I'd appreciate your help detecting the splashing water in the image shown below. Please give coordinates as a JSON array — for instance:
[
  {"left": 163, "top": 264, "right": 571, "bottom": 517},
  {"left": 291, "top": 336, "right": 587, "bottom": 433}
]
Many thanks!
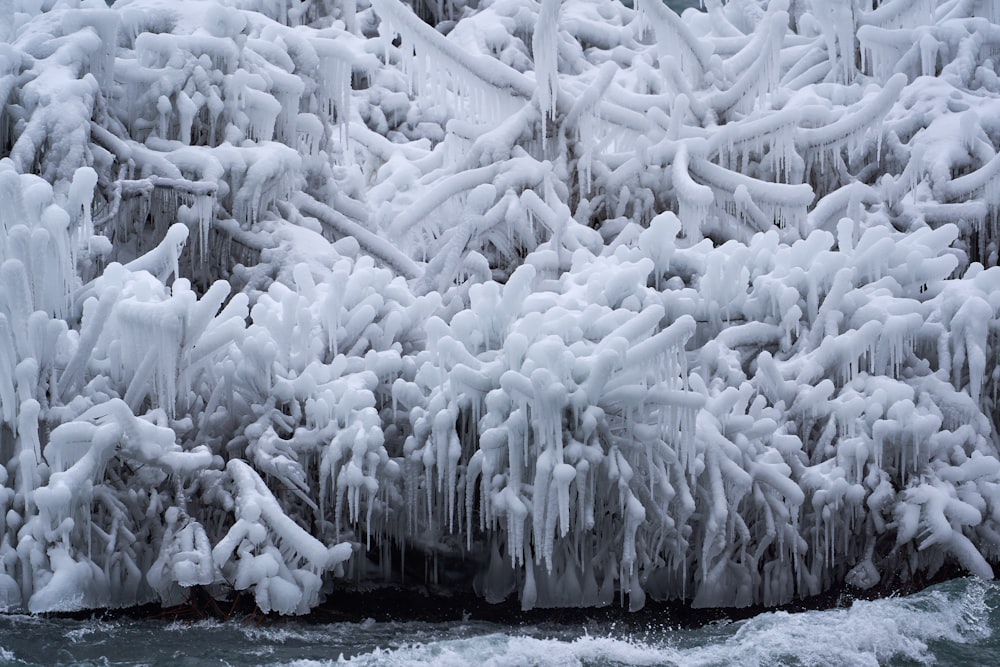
[{"left": 0, "top": 578, "right": 995, "bottom": 667}]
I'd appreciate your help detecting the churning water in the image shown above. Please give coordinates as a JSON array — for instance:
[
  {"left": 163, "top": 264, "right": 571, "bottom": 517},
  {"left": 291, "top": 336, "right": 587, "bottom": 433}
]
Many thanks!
[{"left": 0, "top": 578, "right": 997, "bottom": 666}]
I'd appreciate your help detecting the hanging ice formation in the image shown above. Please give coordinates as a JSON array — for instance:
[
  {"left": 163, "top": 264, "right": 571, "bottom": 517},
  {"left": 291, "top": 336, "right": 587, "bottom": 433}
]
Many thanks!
[{"left": 2, "top": 0, "right": 1000, "bottom": 615}]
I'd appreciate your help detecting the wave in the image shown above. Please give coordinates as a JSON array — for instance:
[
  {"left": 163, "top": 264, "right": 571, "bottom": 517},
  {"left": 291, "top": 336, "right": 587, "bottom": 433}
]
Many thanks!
[
  {"left": 315, "top": 579, "right": 996, "bottom": 667},
  {"left": 0, "top": 578, "right": 994, "bottom": 667}
]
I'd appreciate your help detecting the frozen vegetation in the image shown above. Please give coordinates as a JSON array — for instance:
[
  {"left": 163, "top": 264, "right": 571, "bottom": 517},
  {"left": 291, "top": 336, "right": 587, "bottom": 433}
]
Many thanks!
[{"left": 1, "top": 0, "right": 1000, "bottom": 615}]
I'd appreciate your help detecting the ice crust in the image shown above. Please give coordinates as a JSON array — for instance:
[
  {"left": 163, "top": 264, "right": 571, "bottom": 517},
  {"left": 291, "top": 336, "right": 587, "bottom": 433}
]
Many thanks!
[{"left": 1, "top": 0, "right": 1000, "bottom": 615}]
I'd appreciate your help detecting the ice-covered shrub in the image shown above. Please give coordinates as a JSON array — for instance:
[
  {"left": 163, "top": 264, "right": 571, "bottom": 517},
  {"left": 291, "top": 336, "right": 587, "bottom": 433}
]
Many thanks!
[
  {"left": 399, "top": 253, "right": 699, "bottom": 608},
  {"left": 1, "top": 0, "right": 1000, "bottom": 614}
]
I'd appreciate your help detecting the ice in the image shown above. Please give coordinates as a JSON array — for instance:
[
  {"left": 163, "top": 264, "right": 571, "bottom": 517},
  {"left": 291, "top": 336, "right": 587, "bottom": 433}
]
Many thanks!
[
  {"left": 636, "top": 0, "right": 712, "bottom": 85},
  {"left": 370, "top": 0, "right": 530, "bottom": 126},
  {"left": 708, "top": 9, "right": 786, "bottom": 118},
  {"left": 213, "top": 459, "right": 353, "bottom": 614},
  {"left": 533, "top": 0, "right": 561, "bottom": 125},
  {"left": 1, "top": 0, "right": 1000, "bottom": 617},
  {"left": 672, "top": 144, "right": 713, "bottom": 241}
]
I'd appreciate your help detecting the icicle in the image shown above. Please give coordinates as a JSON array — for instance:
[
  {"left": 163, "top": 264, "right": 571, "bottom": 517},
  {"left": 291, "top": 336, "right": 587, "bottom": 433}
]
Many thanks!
[
  {"left": 68, "top": 167, "right": 98, "bottom": 254},
  {"left": 533, "top": 0, "right": 561, "bottom": 126},
  {"left": 673, "top": 145, "right": 712, "bottom": 241},
  {"left": 193, "top": 192, "right": 214, "bottom": 266},
  {"left": 315, "top": 43, "right": 353, "bottom": 145},
  {"left": 636, "top": 0, "right": 711, "bottom": 85},
  {"left": 175, "top": 91, "right": 197, "bottom": 145}
]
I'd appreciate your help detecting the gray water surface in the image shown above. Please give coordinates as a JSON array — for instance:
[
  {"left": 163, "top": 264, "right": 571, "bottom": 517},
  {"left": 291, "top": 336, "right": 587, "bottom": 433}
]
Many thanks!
[
  {"left": 0, "top": 578, "right": 996, "bottom": 666},
  {"left": 665, "top": 0, "right": 704, "bottom": 11}
]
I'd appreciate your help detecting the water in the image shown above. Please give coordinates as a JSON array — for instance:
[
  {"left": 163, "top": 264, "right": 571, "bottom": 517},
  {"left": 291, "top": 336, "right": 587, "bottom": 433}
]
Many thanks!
[
  {"left": 665, "top": 0, "right": 703, "bottom": 11},
  {"left": 0, "top": 578, "right": 996, "bottom": 666}
]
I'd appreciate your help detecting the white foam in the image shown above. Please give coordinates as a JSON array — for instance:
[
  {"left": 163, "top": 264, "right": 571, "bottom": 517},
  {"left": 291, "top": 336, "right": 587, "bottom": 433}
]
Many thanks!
[
  {"left": 674, "top": 580, "right": 992, "bottom": 666},
  {"left": 275, "top": 580, "right": 993, "bottom": 667}
]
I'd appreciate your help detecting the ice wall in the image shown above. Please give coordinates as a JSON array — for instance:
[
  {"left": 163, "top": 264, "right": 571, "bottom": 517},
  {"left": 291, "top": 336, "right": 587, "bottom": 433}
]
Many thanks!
[{"left": 1, "top": 0, "right": 1000, "bottom": 614}]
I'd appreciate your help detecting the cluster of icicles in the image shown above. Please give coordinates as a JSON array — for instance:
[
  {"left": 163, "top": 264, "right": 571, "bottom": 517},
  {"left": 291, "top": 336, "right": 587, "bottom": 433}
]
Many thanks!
[{"left": 0, "top": 0, "right": 999, "bottom": 614}]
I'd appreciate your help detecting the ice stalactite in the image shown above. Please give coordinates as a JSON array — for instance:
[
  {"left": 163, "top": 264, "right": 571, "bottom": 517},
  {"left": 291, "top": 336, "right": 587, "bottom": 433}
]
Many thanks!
[
  {"left": 240, "top": 86, "right": 282, "bottom": 144},
  {"left": 315, "top": 41, "right": 354, "bottom": 143},
  {"left": 533, "top": 0, "right": 561, "bottom": 126},
  {"left": 809, "top": 0, "right": 861, "bottom": 84},
  {"left": 672, "top": 144, "right": 713, "bottom": 241}
]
